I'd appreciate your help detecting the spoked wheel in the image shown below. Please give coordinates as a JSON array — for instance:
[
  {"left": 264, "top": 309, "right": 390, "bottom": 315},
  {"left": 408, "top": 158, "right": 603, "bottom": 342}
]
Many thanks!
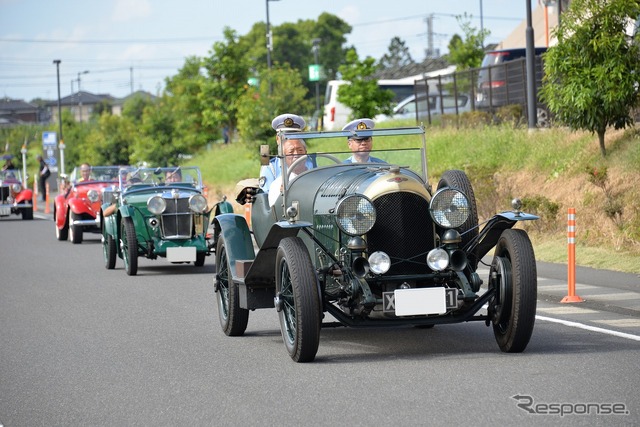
[
  {"left": 488, "top": 229, "right": 537, "bottom": 353},
  {"left": 55, "top": 210, "right": 69, "bottom": 241},
  {"left": 215, "top": 236, "right": 248, "bottom": 336},
  {"left": 103, "top": 233, "right": 117, "bottom": 270},
  {"left": 69, "top": 212, "right": 83, "bottom": 244},
  {"left": 437, "top": 170, "right": 479, "bottom": 269},
  {"left": 121, "top": 216, "right": 138, "bottom": 276},
  {"left": 274, "top": 237, "right": 321, "bottom": 363}
]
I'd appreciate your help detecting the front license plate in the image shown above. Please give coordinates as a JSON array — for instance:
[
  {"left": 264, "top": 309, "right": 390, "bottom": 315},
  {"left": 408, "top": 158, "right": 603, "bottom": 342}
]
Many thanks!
[
  {"left": 383, "top": 288, "right": 457, "bottom": 316},
  {"left": 166, "top": 246, "right": 196, "bottom": 262},
  {"left": 0, "top": 207, "right": 11, "bottom": 216}
]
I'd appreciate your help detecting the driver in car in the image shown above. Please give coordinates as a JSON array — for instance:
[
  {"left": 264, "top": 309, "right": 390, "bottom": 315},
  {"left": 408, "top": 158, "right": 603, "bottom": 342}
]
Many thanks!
[{"left": 268, "top": 137, "right": 308, "bottom": 206}]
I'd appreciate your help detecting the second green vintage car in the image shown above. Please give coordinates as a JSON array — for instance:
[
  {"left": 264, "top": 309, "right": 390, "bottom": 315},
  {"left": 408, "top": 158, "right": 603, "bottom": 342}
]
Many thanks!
[{"left": 101, "top": 166, "right": 229, "bottom": 276}]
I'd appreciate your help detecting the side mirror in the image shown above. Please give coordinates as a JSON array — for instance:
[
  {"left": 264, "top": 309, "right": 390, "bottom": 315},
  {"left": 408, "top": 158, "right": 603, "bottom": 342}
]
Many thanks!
[{"left": 260, "top": 145, "right": 270, "bottom": 166}]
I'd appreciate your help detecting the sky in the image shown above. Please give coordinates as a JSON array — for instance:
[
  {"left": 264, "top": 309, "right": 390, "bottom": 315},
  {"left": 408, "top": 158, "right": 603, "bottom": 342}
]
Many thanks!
[{"left": 0, "top": 0, "right": 531, "bottom": 103}]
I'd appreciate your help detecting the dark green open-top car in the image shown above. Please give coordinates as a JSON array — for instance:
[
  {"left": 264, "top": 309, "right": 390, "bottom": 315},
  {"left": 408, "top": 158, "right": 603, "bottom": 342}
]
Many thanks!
[
  {"left": 213, "top": 126, "right": 539, "bottom": 362},
  {"left": 101, "top": 166, "right": 231, "bottom": 276}
]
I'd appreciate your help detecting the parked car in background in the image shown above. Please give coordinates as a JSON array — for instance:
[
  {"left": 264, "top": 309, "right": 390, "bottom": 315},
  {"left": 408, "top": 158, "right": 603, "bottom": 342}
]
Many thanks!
[
  {"left": 476, "top": 47, "right": 550, "bottom": 126},
  {"left": 101, "top": 166, "right": 231, "bottom": 275},
  {"left": 0, "top": 169, "right": 33, "bottom": 220},
  {"left": 213, "top": 125, "right": 539, "bottom": 362},
  {"left": 323, "top": 79, "right": 416, "bottom": 130},
  {"left": 376, "top": 92, "right": 471, "bottom": 122},
  {"left": 54, "top": 166, "right": 121, "bottom": 243}
]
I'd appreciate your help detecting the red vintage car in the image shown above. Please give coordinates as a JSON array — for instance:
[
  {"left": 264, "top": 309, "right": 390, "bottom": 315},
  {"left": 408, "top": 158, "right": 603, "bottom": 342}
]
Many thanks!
[
  {"left": 54, "top": 166, "right": 121, "bottom": 243},
  {"left": 0, "top": 169, "right": 33, "bottom": 220}
]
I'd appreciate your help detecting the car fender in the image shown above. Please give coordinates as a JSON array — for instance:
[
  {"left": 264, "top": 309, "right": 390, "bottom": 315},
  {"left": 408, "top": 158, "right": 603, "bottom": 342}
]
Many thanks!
[
  {"left": 213, "top": 214, "right": 255, "bottom": 279},
  {"left": 68, "top": 197, "right": 93, "bottom": 216},
  {"left": 472, "top": 211, "right": 539, "bottom": 261},
  {"left": 214, "top": 199, "right": 234, "bottom": 216},
  {"left": 15, "top": 188, "right": 33, "bottom": 204}
]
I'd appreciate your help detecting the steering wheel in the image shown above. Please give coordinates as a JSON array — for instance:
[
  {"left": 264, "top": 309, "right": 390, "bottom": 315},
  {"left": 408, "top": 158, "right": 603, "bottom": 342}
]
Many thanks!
[{"left": 286, "top": 153, "right": 342, "bottom": 181}]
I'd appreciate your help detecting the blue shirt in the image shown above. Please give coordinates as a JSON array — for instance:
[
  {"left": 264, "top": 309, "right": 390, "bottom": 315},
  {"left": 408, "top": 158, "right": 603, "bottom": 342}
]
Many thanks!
[
  {"left": 343, "top": 155, "right": 385, "bottom": 164},
  {"left": 259, "top": 156, "right": 315, "bottom": 192}
]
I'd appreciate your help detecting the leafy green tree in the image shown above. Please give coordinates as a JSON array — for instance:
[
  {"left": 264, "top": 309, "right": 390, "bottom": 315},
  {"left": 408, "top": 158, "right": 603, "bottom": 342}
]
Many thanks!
[
  {"left": 122, "top": 93, "right": 155, "bottom": 124},
  {"left": 201, "top": 27, "right": 252, "bottom": 143},
  {"left": 337, "top": 49, "right": 395, "bottom": 119},
  {"left": 236, "top": 65, "right": 310, "bottom": 149},
  {"left": 84, "top": 114, "right": 133, "bottom": 166},
  {"left": 130, "top": 95, "right": 183, "bottom": 166},
  {"left": 446, "top": 14, "right": 489, "bottom": 70},
  {"left": 91, "top": 99, "right": 112, "bottom": 119},
  {"left": 540, "top": 0, "right": 640, "bottom": 157},
  {"left": 379, "top": 37, "right": 415, "bottom": 71}
]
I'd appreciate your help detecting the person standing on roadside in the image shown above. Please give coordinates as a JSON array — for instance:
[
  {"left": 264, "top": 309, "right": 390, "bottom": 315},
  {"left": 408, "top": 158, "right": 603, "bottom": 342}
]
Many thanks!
[{"left": 37, "top": 154, "right": 50, "bottom": 202}]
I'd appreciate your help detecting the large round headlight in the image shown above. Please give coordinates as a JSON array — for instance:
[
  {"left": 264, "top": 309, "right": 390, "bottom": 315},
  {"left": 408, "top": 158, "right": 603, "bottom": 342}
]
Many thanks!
[
  {"left": 147, "top": 196, "right": 166, "bottom": 215},
  {"left": 335, "top": 195, "right": 376, "bottom": 236},
  {"left": 189, "top": 194, "right": 208, "bottom": 213},
  {"left": 369, "top": 251, "right": 391, "bottom": 275},
  {"left": 429, "top": 188, "right": 470, "bottom": 228},
  {"left": 427, "top": 248, "right": 449, "bottom": 271},
  {"left": 11, "top": 183, "right": 22, "bottom": 193},
  {"left": 87, "top": 189, "right": 99, "bottom": 203}
]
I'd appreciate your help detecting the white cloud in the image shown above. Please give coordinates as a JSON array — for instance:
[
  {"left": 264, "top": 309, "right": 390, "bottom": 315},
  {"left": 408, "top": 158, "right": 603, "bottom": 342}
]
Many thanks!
[{"left": 112, "top": 0, "right": 151, "bottom": 22}]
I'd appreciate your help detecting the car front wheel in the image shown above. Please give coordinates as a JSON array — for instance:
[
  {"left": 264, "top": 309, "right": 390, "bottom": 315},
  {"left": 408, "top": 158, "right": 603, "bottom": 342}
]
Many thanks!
[
  {"left": 55, "top": 209, "right": 69, "bottom": 241},
  {"left": 121, "top": 217, "right": 138, "bottom": 276},
  {"left": 215, "top": 236, "right": 249, "bottom": 336},
  {"left": 103, "top": 233, "right": 116, "bottom": 270},
  {"left": 69, "top": 212, "right": 83, "bottom": 244},
  {"left": 489, "top": 229, "right": 537, "bottom": 353},
  {"left": 275, "top": 237, "right": 321, "bottom": 363}
]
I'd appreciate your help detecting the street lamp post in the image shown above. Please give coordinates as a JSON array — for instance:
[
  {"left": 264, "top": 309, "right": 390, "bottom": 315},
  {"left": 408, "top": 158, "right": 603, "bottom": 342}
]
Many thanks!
[
  {"left": 265, "top": 0, "right": 280, "bottom": 70},
  {"left": 312, "top": 38, "right": 321, "bottom": 114},
  {"left": 77, "top": 70, "right": 89, "bottom": 122},
  {"left": 53, "top": 59, "right": 65, "bottom": 176}
]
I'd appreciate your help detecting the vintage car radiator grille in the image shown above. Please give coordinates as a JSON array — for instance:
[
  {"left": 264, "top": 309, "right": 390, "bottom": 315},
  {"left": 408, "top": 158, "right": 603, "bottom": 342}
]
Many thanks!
[
  {"left": 161, "top": 197, "right": 193, "bottom": 239},
  {"left": 368, "top": 192, "right": 434, "bottom": 275}
]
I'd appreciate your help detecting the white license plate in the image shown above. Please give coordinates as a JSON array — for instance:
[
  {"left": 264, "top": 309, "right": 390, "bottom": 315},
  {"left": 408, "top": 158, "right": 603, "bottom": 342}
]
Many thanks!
[
  {"left": 391, "top": 288, "right": 447, "bottom": 316},
  {"left": 166, "top": 246, "right": 196, "bottom": 262},
  {"left": 0, "top": 207, "right": 11, "bottom": 216}
]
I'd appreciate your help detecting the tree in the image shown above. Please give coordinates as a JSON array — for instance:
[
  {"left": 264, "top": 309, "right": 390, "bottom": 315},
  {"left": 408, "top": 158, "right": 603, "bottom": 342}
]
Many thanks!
[
  {"left": 540, "top": 0, "right": 640, "bottom": 157},
  {"left": 446, "top": 14, "right": 489, "bottom": 70},
  {"left": 85, "top": 114, "right": 133, "bottom": 166},
  {"left": 337, "top": 49, "right": 395, "bottom": 120},
  {"left": 379, "top": 37, "right": 415, "bottom": 71},
  {"left": 201, "top": 27, "right": 252, "bottom": 143}
]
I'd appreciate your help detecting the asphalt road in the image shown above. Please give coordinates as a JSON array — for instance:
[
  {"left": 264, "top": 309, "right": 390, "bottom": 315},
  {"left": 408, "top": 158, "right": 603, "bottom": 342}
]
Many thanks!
[{"left": 1, "top": 216, "right": 639, "bottom": 426}]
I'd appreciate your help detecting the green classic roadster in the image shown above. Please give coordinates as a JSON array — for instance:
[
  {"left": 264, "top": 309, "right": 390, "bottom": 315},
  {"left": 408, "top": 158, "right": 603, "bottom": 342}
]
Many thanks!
[
  {"left": 101, "top": 166, "right": 232, "bottom": 276},
  {"left": 213, "top": 126, "right": 539, "bottom": 362}
]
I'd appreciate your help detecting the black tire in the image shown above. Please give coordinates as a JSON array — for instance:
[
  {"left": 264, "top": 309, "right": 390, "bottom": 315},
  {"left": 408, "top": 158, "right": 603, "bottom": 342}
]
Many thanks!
[
  {"left": 21, "top": 201, "right": 33, "bottom": 220},
  {"left": 121, "top": 217, "right": 138, "bottom": 276},
  {"left": 69, "top": 212, "right": 83, "bottom": 244},
  {"left": 275, "top": 237, "right": 321, "bottom": 363},
  {"left": 194, "top": 251, "right": 206, "bottom": 267},
  {"left": 437, "top": 169, "right": 479, "bottom": 268},
  {"left": 103, "top": 233, "right": 116, "bottom": 270},
  {"left": 215, "top": 236, "right": 249, "bottom": 336},
  {"left": 489, "top": 229, "right": 537, "bottom": 353},
  {"left": 55, "top": 210, "right": 68, "bottom": 241}
]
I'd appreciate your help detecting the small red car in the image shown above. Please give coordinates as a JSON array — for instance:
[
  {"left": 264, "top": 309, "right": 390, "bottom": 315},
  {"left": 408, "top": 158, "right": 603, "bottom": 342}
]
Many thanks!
[
  {"left": 54, "top": 166, "right": 121, "bottom": 243},
  {"left": 0, "top": 169, "right": 33, "bottom": 220}
]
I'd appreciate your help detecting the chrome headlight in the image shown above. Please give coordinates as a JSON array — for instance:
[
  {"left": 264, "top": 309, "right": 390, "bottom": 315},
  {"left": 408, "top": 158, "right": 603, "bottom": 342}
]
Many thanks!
[
  {"left": 147, "top": 196, "right": 166, "bottom": 215},
  {"left": 335, "top": 195, "right": 376, "bottom": 236},
  {"left": 369, "top": 251, "right": 391, "bottom": 275},
  {"left": 189, "top": 194, "right": 208, "bottom": 213},
  {"left": 427, "top": 248, "right": 449, "bottom": 271},
  {"left": 429, "top": 188, "right": 470, "bottom": 228},
  {"left": 11, "top": 183, "right": 22, "bottom": 193},
  {"left": 87, "top": 189, "right": 99, "bottom": 203}
]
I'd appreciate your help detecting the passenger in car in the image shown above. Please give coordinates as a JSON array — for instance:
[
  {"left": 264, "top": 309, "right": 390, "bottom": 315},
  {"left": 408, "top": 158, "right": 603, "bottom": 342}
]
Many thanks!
[
  {"left": 342, "top": 118, "right": 385, "bottom": 164},
  {"left": 268, "top": 138, "right": 308, "bottom": 206},
  {"left": 259, "top": 113, "right": 313, "bottom": 193},
  {"left": 165, "top": 168, "right": 182, "bottom": 183},
  {"left": 78, "top": 163, "right": 92, "bottom": 181}
]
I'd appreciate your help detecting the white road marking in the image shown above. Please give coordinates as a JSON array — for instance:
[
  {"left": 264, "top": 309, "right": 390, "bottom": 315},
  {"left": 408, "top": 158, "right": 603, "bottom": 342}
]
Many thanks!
[
  {"left": 536, "top": 315, "right": 640, "bottom": 342},
  {"left": 537, "top": 306, "right": 599, "bottom": 315}
]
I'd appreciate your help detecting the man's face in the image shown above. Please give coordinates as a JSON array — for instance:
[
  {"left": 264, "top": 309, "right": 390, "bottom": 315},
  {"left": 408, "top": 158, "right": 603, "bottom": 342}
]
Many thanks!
[
  {"left": 80, "top": 167, "right": 91, "bottom": 180},
  {"left": 348, "top": 137, "right": 373, "bottom": 153},
  {"left": 283, "top": 139, "right": 307, "bottom": 173},
  {"left": 166, "top": 172, "right": 181, "bottom": 183}
]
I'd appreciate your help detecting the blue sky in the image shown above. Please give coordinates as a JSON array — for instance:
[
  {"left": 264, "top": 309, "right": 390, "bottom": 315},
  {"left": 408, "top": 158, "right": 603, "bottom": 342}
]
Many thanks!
[{"left": 0, "top": 0, "right": 530, "bottom": 102}]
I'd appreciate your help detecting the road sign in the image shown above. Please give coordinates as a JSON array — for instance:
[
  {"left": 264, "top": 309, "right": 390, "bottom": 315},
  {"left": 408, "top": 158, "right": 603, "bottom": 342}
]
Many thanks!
[
  {"left": 308, "top": 64, "right": 321, "bottom": 82},
  {"left": 42, "top": 132, "right": 57, "bottom": 148},
  {"left": 47, "top": 156, "right": 57, "bottom": 166}
]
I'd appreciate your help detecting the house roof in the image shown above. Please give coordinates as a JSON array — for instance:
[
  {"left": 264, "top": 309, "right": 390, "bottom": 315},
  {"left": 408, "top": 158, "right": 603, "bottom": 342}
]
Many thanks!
[{"left": 0, "top": 98, "right": 38, "bottom": 113}]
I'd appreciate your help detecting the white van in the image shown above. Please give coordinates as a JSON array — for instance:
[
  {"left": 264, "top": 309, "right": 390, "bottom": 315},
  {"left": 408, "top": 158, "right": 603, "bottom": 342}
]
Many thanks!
[{"left": 322, "top": 79, "right": 415, "bottom": 130}]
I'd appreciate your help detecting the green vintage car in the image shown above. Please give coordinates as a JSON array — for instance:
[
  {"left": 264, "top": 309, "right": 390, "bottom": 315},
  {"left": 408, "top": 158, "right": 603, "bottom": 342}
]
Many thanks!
[
  {"left": 101, "top": 166, "right": 232, "bottom": 276},
  {"left": 213, "top": 125, "right": 540, "bottom": 363}
]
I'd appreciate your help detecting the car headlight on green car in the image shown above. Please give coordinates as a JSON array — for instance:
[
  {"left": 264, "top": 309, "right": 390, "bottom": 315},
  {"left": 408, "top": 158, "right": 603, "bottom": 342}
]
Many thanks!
[
  {"left": 147, "top": 196, "right": 166, "bottom": 215},
  {"left": 335, "top": 194, "right": 376, "bottom": 236},
  {"left": 189, "top": 194, "right": 208, "bottom": 213},
  {"left": 429, "top": 188, "right": 470, "bottom": 228}
]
